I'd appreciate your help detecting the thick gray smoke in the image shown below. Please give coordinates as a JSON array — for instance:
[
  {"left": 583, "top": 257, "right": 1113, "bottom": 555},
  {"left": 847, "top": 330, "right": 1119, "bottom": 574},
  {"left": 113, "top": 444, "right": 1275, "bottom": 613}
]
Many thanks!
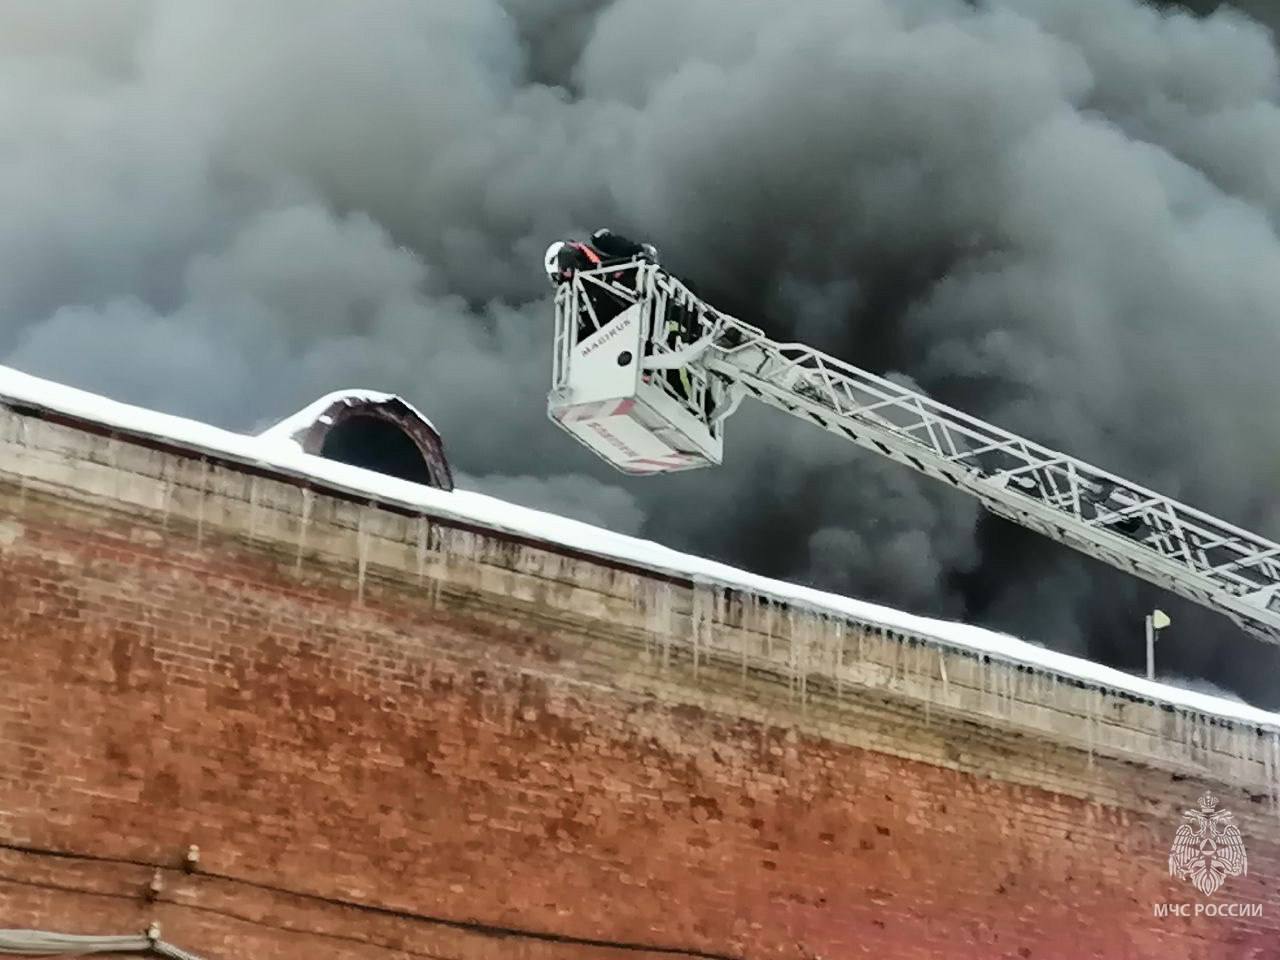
[{"left": 4, "top": 0, "right": 1280, "bottom": 706}]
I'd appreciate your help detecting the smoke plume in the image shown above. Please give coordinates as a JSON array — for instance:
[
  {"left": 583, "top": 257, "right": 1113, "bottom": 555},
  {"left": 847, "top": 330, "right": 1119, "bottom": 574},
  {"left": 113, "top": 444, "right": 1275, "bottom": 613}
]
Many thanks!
[{"left": 3, "top": 0, "right": 1280, "bottom": 706}]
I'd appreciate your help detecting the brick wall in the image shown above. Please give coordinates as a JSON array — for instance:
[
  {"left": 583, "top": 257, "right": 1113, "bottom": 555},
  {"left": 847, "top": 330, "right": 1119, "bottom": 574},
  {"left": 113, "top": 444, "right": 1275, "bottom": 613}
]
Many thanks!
[{"left": 0, "top": 410, "right": 1277, "bottom": 960}]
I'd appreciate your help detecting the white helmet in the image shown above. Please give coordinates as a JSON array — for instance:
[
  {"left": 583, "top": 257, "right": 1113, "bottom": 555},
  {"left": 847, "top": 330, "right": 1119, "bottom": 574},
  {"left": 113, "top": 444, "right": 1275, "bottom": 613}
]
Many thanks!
[{"left": 544, "top": 241, "right": 566, "bottom": 285}]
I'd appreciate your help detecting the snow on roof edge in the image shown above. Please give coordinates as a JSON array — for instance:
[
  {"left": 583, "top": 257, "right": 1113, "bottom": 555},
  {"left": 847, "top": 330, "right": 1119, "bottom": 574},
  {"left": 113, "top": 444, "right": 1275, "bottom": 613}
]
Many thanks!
[
  {"left": 1, "top": 362, "right": 1277, "bottom": 732},
  {"left": 256, "top": 388, "right": 439, "bottom": 443}
]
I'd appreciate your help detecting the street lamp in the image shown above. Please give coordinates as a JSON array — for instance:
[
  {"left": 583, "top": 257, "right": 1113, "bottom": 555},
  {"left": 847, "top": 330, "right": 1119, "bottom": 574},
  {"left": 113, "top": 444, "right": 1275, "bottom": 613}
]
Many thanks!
[{"left": 1145, "top": 608, "right": 1171, "bottom": 680}]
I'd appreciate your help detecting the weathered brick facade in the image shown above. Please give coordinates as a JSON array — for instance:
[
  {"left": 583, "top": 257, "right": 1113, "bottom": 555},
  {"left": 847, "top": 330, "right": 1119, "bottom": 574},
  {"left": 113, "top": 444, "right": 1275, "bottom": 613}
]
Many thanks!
[{"left": 0, "top": 406, "right": 1277, "bottom": 959}]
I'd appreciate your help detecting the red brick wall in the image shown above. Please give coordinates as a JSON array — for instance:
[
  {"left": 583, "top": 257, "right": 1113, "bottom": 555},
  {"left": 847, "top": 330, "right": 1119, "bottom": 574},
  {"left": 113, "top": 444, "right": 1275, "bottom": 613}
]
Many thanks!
[{"left": 1, "top": 487, "right": 1277, "bottom": 960}]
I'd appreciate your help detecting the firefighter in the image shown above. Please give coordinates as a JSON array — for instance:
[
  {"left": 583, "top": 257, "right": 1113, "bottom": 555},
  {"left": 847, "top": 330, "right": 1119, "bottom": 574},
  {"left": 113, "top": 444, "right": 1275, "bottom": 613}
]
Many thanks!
[
  {"left": 662, "top": 317, "right": 695, "bottom": 403},
  {"left": 542, "top": 230, "right": 657, "bottom": 289},
  {"left": 544, "top": 239, "right": 602, "bottom": 287},
  {"left": 545, "top": 236, "right": 636, "bottom": 342},
  {"left": 589, "top": 228, "right": 658, "bottom": 264}
]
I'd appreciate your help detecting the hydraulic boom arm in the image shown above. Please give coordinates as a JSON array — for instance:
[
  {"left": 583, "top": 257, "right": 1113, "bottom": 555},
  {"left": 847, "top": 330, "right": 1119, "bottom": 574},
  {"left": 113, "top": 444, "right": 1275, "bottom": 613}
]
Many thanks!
[{"left": 549, "top": 258, "right": 1280, "bottom": 645}]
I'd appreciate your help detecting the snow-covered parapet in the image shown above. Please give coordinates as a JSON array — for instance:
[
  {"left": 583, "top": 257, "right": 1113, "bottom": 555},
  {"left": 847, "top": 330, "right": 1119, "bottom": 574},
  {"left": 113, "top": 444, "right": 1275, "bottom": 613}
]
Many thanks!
[{"left": 0, "top": 361, "right": 1276, "bottom": 734}]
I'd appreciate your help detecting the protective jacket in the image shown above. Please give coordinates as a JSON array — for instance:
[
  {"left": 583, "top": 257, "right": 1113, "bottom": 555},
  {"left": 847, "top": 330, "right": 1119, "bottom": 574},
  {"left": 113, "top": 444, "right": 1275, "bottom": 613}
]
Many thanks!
[{"left": 590, "top": 229, "right": 650, "bottom": 261}]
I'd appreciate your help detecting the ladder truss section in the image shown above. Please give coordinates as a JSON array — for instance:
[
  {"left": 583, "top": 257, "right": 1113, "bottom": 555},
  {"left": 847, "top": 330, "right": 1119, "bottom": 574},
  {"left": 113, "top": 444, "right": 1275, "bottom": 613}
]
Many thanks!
[{"left": 602, "top": 260, "right": 1280, "bottom": 645}]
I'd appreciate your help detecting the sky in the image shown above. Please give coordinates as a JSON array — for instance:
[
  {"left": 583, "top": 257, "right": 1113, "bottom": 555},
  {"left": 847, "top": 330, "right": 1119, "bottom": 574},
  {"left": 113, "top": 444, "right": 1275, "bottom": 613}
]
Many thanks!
[{"left": 2, "top": 0, "right": 1280, "bottom": 706}]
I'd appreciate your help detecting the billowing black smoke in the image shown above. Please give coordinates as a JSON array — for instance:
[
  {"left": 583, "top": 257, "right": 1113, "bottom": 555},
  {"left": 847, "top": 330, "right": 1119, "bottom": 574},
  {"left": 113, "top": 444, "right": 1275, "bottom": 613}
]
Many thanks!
[{"left": 4, "top": 0, "right": 1279, "bottom": 706}]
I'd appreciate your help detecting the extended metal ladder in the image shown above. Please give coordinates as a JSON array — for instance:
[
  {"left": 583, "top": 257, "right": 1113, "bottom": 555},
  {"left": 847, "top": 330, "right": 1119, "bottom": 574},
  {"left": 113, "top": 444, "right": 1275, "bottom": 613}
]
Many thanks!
[{"left": 548, "top": 258, "right": 1280, "bottom": 645}]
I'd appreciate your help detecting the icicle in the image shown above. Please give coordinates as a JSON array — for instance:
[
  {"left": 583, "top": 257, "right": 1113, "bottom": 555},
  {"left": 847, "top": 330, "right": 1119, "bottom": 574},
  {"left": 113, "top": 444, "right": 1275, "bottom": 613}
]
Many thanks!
[
  {"left": 416, "top": 516, "right": 430, "bottom": 584},
  {"left": 810, "top": 613, "right": 823, "bottom": 701},
  {"left": 246, "top": 476, "right": 261, "bottom": 542},
  {"left": 430, "top": 523, "right": 448, "bottom": 608},
  {"left": 5, "top": 412, "right": 25, "bottom": 447},
  {"left": 938, "top": 651, "right": 949, "bottom": 701},
  {"left": 295, "top": 487, "right": 312, "bottom": 571},
  {"left": 922, "top": 652, "right": 932, "bottom": 725},
  {"left": 1251, "top": 726, "right": 1263, "bottom": 791},
  {"left": 106, "top": 436, "right": 122, "bottom": 500},
  {"left": 795, "top": 612, "right": 807, "bottom": 705},
  {"left": 645, "top": 581, "right": 674, "bottom": 669},
  {"left": 636, "top": 579, "right": 652, "bottom": 659},
  {"left": 159, "top": 473, "right": 174, "bottom": 529},
  {"left": 1270, "top": 731, "right": 1280, "bottom": 817},
  {"left": 792, "top": 612, "right": 803, "bottom": 702},
  {"left": 764, "top": 598, "right": 775, "bottom": 660},
  {"left": 644, "top": 581, "right": 661, "bottom": 648},
  {"left": 800, "top": 613, "right": 814, "bottom": 706},
  {"left": 690, "top": 582, "right": 704, "bottom": 677},
  {"left": 195, "top": 460, "right": 210, "bottom": 546},
  {"left": 665, "top": 583, "right": 677, "bottom": 668},
  {"left": 355, "top": 508, "right": 370, "bottom": 604},
  {"left": 833, "top": 620, "right": 846, "bottom": 700},
  {"left": 801, "top": 611, "right": 814, "bottom": 704},
  {"left": 786, "top": 610, "right": 799, "bottom": 700},
  {"left": 2, "top": 417, "right": 24, "bottom": 508},
  {"left": 706, "top": 584, "right": 721, "bottom": 661},
  {"left": 720, "top": 590, "right": 733, "bottom": 653},
  {"left": 1085, "top": 686, "right": 1097, "bottom": 766}
]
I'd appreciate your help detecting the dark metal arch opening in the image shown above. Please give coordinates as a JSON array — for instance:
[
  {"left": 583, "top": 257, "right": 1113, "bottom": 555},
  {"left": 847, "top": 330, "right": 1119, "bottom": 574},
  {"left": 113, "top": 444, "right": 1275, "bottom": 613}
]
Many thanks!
[
  {"left": 262, "top": 392, "right": 453, "bottom": 491},
  {"left": 319, "top": 414, "right": 433, "bottom": 486}
]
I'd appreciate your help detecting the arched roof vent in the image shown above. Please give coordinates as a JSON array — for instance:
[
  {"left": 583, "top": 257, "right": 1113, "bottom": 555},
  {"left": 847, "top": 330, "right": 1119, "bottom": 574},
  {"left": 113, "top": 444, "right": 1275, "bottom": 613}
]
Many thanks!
[{"left": 259, "top": 390, "right": 453, "bottom": 491}]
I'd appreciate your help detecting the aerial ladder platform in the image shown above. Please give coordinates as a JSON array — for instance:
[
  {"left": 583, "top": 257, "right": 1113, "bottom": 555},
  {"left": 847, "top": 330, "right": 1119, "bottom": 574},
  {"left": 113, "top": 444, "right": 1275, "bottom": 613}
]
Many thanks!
[{"left": 547, "top": 257, "right": 1280, "bottom": 647}]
